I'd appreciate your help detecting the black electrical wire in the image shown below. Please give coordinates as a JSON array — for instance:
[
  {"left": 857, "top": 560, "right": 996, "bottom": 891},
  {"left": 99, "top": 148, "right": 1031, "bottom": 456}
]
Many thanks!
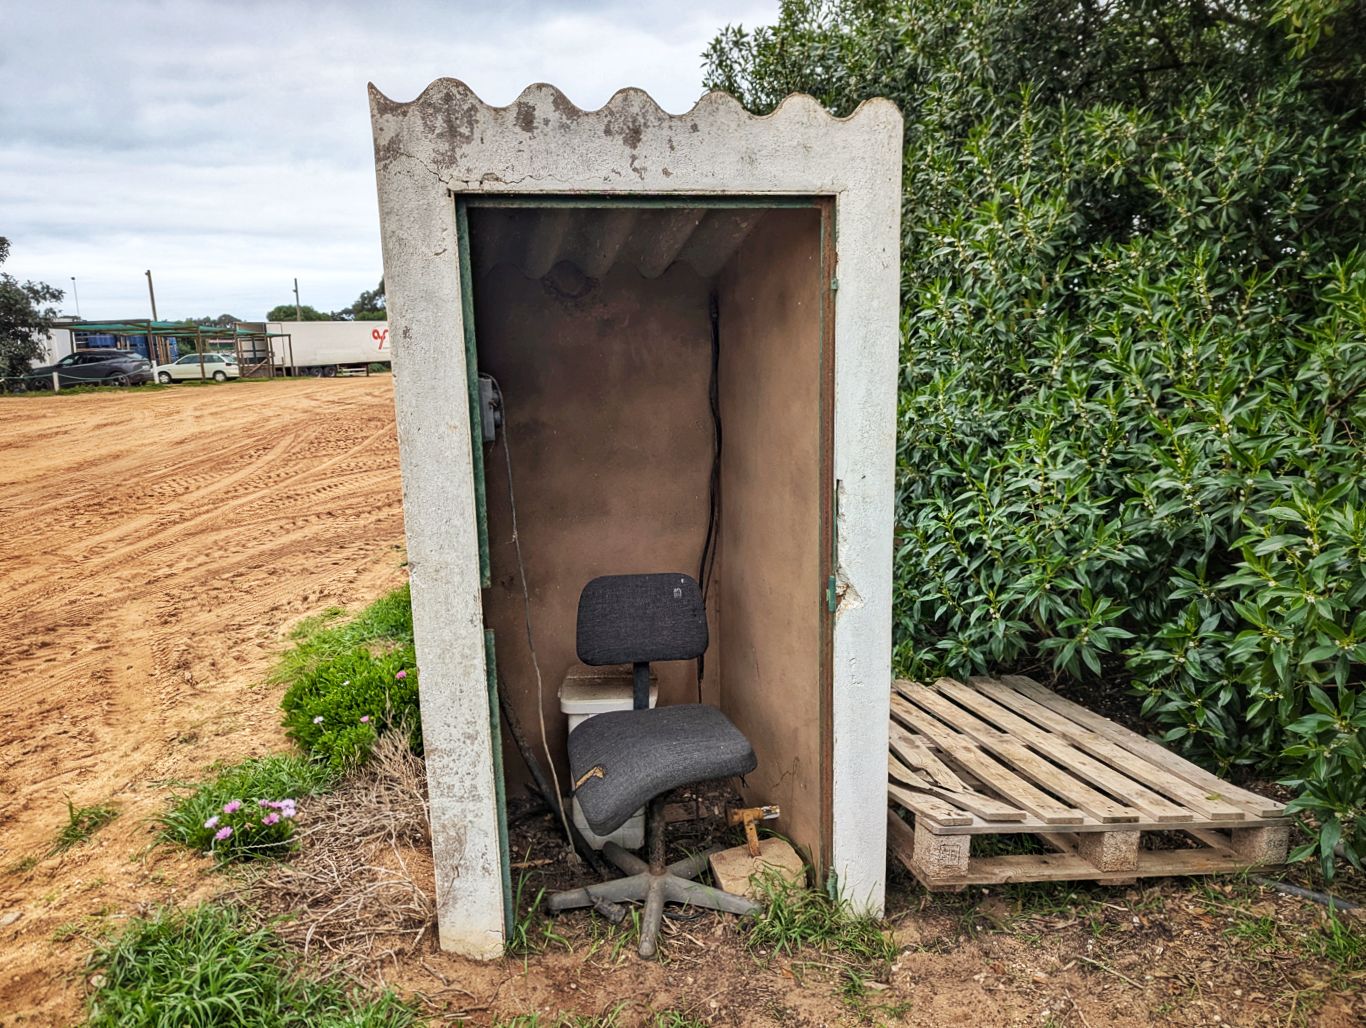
[{"left": 696, "top": 292, "right": 722, "bottom": 699}]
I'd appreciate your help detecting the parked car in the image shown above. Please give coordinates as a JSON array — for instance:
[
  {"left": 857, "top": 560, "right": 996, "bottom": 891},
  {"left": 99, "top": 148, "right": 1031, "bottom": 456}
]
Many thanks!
[
  {"left": 28, "top": 349, "right": 154, "bottom": 388},
  {"left": 153, "top": 352, "right": 242, "bottom": 383}
]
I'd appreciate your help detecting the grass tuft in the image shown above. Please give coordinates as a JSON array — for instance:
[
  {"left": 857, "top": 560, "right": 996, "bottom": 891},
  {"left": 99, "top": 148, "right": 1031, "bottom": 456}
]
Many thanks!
[
  {"left": 50, "top": 798, "right": 119, "bottom": 854},
  {"left": 85, "top": 903, "right": 420, "bottom": 1027},
  {"left": 745, "top": 871, "right": 895, "bottom": 964}
]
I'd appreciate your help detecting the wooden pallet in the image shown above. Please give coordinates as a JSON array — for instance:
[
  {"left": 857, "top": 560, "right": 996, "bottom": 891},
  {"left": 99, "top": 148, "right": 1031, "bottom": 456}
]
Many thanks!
[{"left": 886, "top": 675, "right": 1290, "bottom": 889}]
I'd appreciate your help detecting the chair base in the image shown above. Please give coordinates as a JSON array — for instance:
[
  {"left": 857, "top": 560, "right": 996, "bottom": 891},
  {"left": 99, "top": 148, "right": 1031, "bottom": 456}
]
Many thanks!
[{"left": 546, "top": 842, "right": 759, "bottom": 957}]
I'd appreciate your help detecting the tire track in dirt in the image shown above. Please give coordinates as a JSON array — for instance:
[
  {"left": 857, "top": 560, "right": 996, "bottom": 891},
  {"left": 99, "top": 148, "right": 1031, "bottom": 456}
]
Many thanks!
[{"left": 0, "top": 379, "right": 405, "bottom": 846}]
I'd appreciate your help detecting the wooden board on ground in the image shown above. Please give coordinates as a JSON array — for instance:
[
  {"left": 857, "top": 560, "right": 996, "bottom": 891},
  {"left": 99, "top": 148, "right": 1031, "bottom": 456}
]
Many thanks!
[
  {"left": 709, "top": 837, "right": 805, "bottom": 900},
  {"left": 885, "top": 676, "right": 1290, "bottom": 890}
]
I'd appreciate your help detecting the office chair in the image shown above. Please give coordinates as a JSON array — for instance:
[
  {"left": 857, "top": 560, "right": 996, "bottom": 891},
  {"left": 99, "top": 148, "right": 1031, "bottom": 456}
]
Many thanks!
[{"left": 546, "top": 572, "right": 760, "bottom": 957}]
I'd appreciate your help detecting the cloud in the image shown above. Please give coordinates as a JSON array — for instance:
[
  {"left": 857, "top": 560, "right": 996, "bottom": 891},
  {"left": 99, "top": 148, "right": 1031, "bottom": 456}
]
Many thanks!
[{"left": 1, "top": 0, "right": 778, "bottom": 319}]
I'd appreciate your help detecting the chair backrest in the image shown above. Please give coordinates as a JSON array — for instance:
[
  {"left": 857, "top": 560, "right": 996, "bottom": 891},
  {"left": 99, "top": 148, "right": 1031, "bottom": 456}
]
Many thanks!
[{"left": 576, "top": 573, "right": 707, "bottom": 667}]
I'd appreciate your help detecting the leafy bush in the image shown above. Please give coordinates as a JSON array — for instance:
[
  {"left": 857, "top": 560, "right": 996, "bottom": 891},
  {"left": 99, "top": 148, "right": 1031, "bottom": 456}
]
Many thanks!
[
  {"left": 158, "top": 756, "right": 336, "bottom": 863},
  {"left": 85, "top": 904, "right": 421, "bottom": 1027},
  {"left": 277, "top": 586, "right": 420, "bottom": 769},
  {"left": 706, "top": 1, "right": 1366, "bottom": 875}
]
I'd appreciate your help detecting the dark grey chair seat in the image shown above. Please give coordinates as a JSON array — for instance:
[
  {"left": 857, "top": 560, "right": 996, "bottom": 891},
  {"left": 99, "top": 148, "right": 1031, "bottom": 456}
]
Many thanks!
[{"left": 568, "top": 704, "right": 756, "bottom": 836}]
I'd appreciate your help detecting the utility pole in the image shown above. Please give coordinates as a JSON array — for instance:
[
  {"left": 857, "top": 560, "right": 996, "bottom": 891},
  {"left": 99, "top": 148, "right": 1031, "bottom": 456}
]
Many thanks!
[
  {"left": 70, "top": 277, "right": 81, "bottom": 318},
  {"left": 294, "top": 277, "right": 302, "bottom": 321},
  {"left": 144, "top": 270, "right": 162, "bottom": 365}
]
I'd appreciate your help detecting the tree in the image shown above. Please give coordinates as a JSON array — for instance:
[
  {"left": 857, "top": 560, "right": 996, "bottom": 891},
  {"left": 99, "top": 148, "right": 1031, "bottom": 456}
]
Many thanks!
[
  {"left": 185, "top": 314, "right": 241, "bottom": 328},
  {"left": 335, "top": 278, "right": 385, "bottom": 321},
  {"left": 266, "top": 303, "right": 330, "bottom": 322},
  {"left": 705, "top": 1, "right": 1366, "bottom": 873},
  {"left": 0, "top": 237, "right": 64, "bottom": 383}
]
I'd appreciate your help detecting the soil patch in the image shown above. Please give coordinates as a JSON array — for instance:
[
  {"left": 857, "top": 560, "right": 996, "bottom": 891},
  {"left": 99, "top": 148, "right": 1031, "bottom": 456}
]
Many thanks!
[{"left": 0, "top": 380, "right": 406, "bottom": 1024}]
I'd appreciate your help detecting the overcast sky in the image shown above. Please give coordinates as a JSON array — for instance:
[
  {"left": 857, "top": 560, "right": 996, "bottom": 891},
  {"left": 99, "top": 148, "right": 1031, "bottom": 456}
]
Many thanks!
[{"left": 1, "top": 1, "right": 778, "bottom": 321}]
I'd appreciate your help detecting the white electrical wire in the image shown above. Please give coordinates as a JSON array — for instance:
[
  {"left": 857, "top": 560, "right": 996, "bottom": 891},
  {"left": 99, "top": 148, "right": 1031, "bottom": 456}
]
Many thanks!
[{"left": 491, "top": 377, "right": 574, "bottom": 852}]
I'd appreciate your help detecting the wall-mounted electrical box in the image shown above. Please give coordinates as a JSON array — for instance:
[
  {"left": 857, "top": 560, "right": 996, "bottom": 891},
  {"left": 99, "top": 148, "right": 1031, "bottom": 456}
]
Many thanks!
[{"left": 370, "top": 78, "right": 903, "bottom": 957}]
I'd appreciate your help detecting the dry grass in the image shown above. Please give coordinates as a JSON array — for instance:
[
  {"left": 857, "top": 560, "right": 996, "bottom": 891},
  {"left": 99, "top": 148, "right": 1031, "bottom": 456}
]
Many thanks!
[{"left": 246, "top": 728, "right": 435, "bottom": 986}]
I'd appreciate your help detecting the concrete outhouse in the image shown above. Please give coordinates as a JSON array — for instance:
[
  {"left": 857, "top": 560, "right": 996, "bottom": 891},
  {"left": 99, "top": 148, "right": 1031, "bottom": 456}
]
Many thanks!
[{"left": 369, "top": 79, "right": 903, "bottom": 957}]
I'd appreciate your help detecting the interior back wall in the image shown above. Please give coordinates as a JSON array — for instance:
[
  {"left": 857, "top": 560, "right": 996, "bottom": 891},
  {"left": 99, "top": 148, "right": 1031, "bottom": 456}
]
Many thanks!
[{"left": 475, "top": 260, "right": 720, "bottom": 784}]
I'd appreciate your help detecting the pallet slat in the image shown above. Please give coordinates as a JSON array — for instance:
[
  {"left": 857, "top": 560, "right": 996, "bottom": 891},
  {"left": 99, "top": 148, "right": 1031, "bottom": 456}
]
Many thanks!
[
  {"left": 897, "top": 682, "right": 1143, "bottom": 824},
  {"left": 891, "top": 695, "right": 1086, "bottom": 825},
  {"left": 999, "top": 675, "right": 1284, "bottom": 818},
  {"left": 888, "top": 757, "right": 1028, "bottom": 822},
  {"left": 887, "top": 783, "right": 974, "bottom": 826},
  {"left": 887, "top": 676, "right": 1289, "bottom": 889},
  {"left": 944, "top": 677, "right": 1194, "bottom": 823},
  {"left": 973, "top": 677, "right": 1252, "bottom": 821},
  {"left": 904, "top": 845, "right": 1262, "bottom": 889},
  {"left": 889, "top": 726, "right": 970, "bottom": 793}
]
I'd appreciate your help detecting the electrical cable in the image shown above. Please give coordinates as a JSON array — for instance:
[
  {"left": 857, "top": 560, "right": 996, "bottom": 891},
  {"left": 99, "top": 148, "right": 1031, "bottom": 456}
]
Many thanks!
[
  {"left": 488, "top": 375, "right": 575, "bottom": 853},
  {"left": 1250, "top": 875, "right": 1361, "bottom": 912},
  {"left": 497, "top": 671, "right": 609, "bottom": 878},
  {"left": 695, "top": 292, "right": 722, "bottom": 700}
]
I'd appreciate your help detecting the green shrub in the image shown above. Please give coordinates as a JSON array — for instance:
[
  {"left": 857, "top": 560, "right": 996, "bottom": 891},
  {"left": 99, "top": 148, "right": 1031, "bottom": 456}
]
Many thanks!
[
  {"left": 85, "top": 904, "right": 421, "bottom": 1026},
  {"left": 276, "top": 586, "right": 420, "bottom": 769},
  {"left": 706, "top": 1, "right": 1366, "bottom": 875},
  {"left": 157, "top": 756, "right": 336, "bottom": 863}
]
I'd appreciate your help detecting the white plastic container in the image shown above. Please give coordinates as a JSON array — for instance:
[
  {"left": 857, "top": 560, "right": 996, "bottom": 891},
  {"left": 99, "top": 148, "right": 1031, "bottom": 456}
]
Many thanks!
[{"left": 560, "top": 665, "right": 657, "bottom": 851}]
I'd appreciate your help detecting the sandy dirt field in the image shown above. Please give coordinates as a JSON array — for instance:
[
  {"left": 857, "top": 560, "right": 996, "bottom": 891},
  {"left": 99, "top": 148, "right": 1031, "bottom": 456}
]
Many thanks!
[
  {"left": 0, "top": 378, "right": 1360, "bottom": 1028},
  {"left": 0, "top": 379, "right": 407, "bottom": 1023}
]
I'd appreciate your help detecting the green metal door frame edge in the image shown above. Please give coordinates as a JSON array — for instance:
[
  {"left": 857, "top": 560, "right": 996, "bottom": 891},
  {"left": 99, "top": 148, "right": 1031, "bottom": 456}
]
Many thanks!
[
  {"left": 485, "top": 630, "right": 514, "bottom": 939},
  {"left": 455, "top": 199, "right": 492, "bottom": 587}
]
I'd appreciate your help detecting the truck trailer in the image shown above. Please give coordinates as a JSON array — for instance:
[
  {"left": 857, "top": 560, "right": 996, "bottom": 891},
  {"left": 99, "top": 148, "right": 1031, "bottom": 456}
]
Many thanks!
[{"left": 266, "top": 320, "right": 391, "bottom": 376}]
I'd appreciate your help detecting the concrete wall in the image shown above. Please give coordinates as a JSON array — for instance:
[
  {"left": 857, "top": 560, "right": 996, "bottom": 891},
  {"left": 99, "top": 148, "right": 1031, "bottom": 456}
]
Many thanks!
[{"left": 371, "top": 79, "right": 902, "bottom": 955}]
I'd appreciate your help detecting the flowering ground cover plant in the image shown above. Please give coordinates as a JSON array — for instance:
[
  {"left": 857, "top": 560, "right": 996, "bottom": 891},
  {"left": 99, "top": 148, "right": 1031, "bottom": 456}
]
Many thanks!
[{"left": 157, "top": 755, "right": 336, "bottom": 863}]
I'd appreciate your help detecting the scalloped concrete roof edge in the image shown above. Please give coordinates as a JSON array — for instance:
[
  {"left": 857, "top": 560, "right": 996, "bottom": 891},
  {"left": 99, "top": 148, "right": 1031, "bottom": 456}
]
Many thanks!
[
  {"left": 368, "top": 77, "right": 903, "bottom": 191},
  {"left": 367, "top": 77, "right": 900, "bottom": 125}
]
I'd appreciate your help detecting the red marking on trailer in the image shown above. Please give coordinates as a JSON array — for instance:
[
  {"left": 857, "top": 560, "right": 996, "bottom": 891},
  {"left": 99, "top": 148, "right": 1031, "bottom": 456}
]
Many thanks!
[{"left": 372, "top": 328, "right": 390, "bottom": 350}]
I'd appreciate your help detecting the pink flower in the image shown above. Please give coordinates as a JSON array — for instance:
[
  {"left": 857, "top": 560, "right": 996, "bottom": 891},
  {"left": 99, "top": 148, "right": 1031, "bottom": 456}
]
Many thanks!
[
  {"left": 395, "top": 670, "right": 407, "bottom": 680},
  {"left": 258, "top": 799, "right": 270, "bottom": 808},
  {"left": 312, "top": 715, "right": 324, "bottom": 724},
  {"left": 360, "top": 715, "right": 371, "bottom": 724},
  {"left": 262, "top": 813, "right": 280, "bottom": 826},
  {"left": 223, "top": 800, "right": 242, "bottom": 814},
  {"left": 203, "top": 815, "right": 220, "bottom": 829},
  {"left": 213, "top": 826, "right": 233, "bottom": 842}
]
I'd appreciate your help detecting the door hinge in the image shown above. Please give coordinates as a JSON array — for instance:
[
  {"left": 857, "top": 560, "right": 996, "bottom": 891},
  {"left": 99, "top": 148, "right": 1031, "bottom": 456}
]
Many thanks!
[{"left": 826, "top": 575, "right": 838, "bottom": 613}]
